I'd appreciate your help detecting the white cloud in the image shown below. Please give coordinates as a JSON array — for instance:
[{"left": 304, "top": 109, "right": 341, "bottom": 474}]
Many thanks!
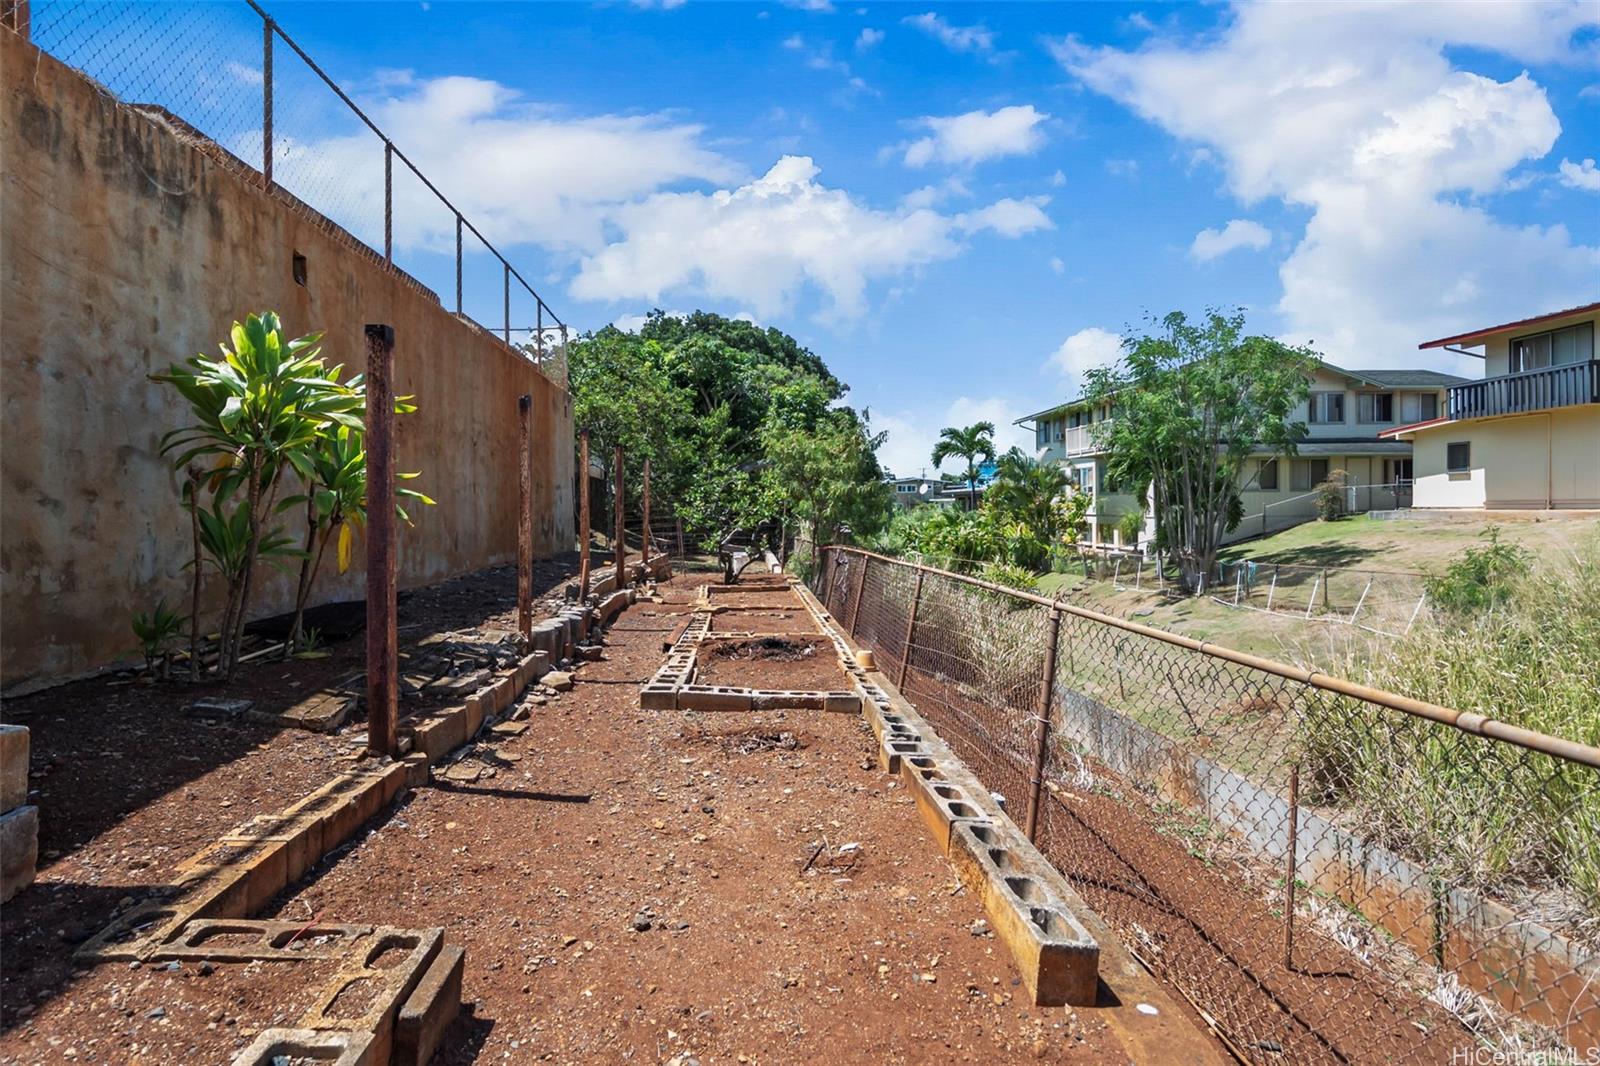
[
  {"left": 1049, "top": 256, "right": 1065, "bottom": 274},
  {"left": 1046, "top": 327, "right": 1123, "bottom": 394},
  {"left": 630, "top": 0, "right": 687, "bottom": 8},
  {"left": 226, "top": 61, "right": 263, "bottom": 87},
  {"left": 1049, "top": 169, "right": 1066, "bottom": 187},
  {"left": 875, "top": 396, "right": 1034, "bottom": 480},
  {"left": 1189, "top": 218, "right": 1272, "bottom": 261},
  {"left": 1054, "top": 1, "right": 1600, "bottom": 361},
  {"left": 1558, "top": 157, "right": 1600, "bottom": 193},
  {"left": 783, "top": 34, "right": 871, "bottom": 93},
  {"left": 902, "top": 105, "right": 1049, "bottom": 168},
  {"left": 256, "top": 74, "right": 737, "bottom": 255},
  {"left": 610, "top": 309, "right": 689, "bottom": 333},
  {"left": 901, "top": 12, "right": 996, "bottom": 56},
  {"left": 856, "top": 27, "right": 884, "bottom": 49},
  {"left": 782, "top": 0, "right": 836, "bottom": 10},
  {"left": 571, "top": 157, "right": 1049, "bottom": 318},
  {"left": 1104, "top": 158, "right": 1138, "bottom": 177}
]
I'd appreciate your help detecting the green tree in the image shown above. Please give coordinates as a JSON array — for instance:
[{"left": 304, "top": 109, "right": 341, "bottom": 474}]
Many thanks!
[
  {"left": 1083, "top": 309, "right": 1316, "bottom": 588},
  {"left": 931, "top": 421, "right": 996, "bottom": 507},
  {"left": 760, "top": 408, "right": 892, "bottom": 551}
]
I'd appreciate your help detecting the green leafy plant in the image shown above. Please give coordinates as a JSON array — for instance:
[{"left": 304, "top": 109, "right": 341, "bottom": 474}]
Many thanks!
[
  {"left": 931, "top": 422, "right": 996, "bottom": 505},
  {"left": 1314, "top": 469, "right": 1349, "bottom": 521},
  {"left": 977, "top": 561, "right": 1038, "bottom": 596},
  {"left": 153, "top": 312, "right": 363, "bottom": 678},
  {"left": 1116, "top": 508, "right": 1145, "bottom": 547},
  {"left": 131, "top": 601, "right": 185, "bottom": 678},
  {"left": 1423, "top": 526, "right": 1531, "bottom": 613}
]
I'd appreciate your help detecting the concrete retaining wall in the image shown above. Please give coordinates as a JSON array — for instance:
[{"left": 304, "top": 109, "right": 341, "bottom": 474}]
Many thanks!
[{"left": 0, "top": 31, "right": 574, "bottom": 691}]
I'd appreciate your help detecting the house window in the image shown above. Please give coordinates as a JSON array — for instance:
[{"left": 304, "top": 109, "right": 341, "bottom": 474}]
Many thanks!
[
  {"left": 1036, "top": 424, "right": 1048, "bottom": 448},
  {"left": 1309, "top": 392, "right": 1345, "bottom": 423},
  {"left": 1291, "top": 458, "right": 1330, "bottom": 492},
  {"left": 1446, "top": 442, "right": 1471, "bottom": 473},
  {"left": 1357, "top": 392, "right": 1394, "bottom": 424},
  {"left": 1511, "top": 322, "right": 1593, "bottom": 371},
  {"left": 292, "top": 252, "right": 308, "bottom": 286},
  {"left": 1256, "top": 459, "right": 1279, "bottom": 491}
]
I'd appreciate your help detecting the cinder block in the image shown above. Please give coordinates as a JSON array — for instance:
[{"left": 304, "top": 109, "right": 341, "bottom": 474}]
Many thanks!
[
  {"left": 393, "top": 944, "right": 464, "bottom": 1066},
  {"left": 0, "top": 803, "right": 38, "bottom": 902},
  {"left": 751, "top": 690, "right": 825, "bottom": 711},
  {"left": 639, "top": 684, "right": 678, "bottom": 711},
  {"left": 490, "top": 675, "right": 517, "bottom": 714},
  {"left": 823, "top": 692, "right": 861, "bottom": 714},
  {"left": 908, "top": 778, "right": 989, "bottom": 855},
  {"left": 413, "top": 709, "right": 468, "bottom": 762},
  {"left": 402, "top": 752, "right": 432, "bottom": 789},
  {"left": 463, "top": 692, "right": 487, "bottom": 738},
  {"left": 232, "top": 1028, "right": 376, "bottom": 1066},
  {"left": 675, "top": 686, "right": 753, "bottom": 712},
  {"left": 881, "top": 738, "right": 929, "bottom": 775},
  {"left": 949, "top": 822, "right": 1099, "bottom": 1007},
  {"left": 0, "top": 725, "right": 29, "bottom": 813},
  {"left": 302, "top": 927, "right": 443, "bottom": 1065}
]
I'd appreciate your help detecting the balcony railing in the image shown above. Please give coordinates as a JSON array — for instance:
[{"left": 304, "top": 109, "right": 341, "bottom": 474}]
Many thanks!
[
  {"left": 1062, "top": 422, "right": 1111, "bottom": 457},
  {"left": 1447, "top": 359, "right": 1599, "bottom": 421}
]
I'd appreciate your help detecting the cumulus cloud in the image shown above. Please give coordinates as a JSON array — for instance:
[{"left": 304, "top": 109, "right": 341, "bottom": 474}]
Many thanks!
[
  {"left": 258, "top": 74, "right": 737, "bottom": 254},
  {"left": 1046, "top": 327, "right": 1124, "bottom": 393},
  {"left": 1558, "top": 158, "right": 1600, "bottom": 192},
  {"left": 1190, "top": 219, "right": 1272, "bottom": 261},
  {"left": 875, "top": 396, "right": 1034, "bottom": 480},
  {"left": 571, "top": 157, "right": 1050, "bottom": 318},
  {"left": 902, "top": 105, "right": 1049, "bottom": 168},
  {"left": 856, "top": 27, "right": 884, "bottom": 49},
  {"left": 1053, "top": 1, "right": 1600, "bottom": 361},
  {"left": 901, "top": 12, "right": 996, "bottom": 56}
]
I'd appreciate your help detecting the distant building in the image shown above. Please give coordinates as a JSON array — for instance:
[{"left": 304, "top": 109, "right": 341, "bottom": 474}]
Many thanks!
[
  {"left": 888, "top": 476, "right": 947, "bottom": 509},
  {"left": 1016, "top": 362, "right": 1466, "bottom": 548},
  {"left": 1383, "top": 302, "right": 1599, "bottom": 509}
]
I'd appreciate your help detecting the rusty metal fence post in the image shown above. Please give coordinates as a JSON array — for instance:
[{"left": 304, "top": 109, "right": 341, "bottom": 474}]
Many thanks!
[
  {"left": 516, "top": 395, "right": 533, "bottom": 641},
  {"left": 260, "top": 16, "right": 272, "bottom": 187},
  {"left": 642, "top": 458, "right": 652, "bottom": 572},
  {"left": 363, "top": 324, "right": 398, "bottom": 757},
  {"left": 897, "top": 568, "right": 924, "bottom": 689},
  {"left": 847, "top": 552, "right": 869, "bottom": 635},
  {"left": 1024, "top": 605, "right": 1062, "bottom": 841},
  {"left": 676, "top": 517, "right": 685, "bottom": 558},
  {"left": 1284, "top": 762, "right": 1301, "bottom": 969},
  {"left": 578, "top": 430, "right": 591, "bottom": 602},
  {"left": 613, "top": 446, "right": 626, "bottom": 585}
]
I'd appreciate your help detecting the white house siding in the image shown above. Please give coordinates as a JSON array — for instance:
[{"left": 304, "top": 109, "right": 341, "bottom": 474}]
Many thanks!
[{"left": 1409, "top": 407, "right": 1600, "bottom": 510}]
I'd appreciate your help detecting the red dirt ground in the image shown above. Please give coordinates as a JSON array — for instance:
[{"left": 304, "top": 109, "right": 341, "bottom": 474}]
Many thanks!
[
  {"left": 0, "top": 558, "right": 579, "bottom": 1043},
  {"left": 253, "top": 577, "right": 1129, "bottom": 1064},
  {"left": 695, "top": 636, "right": 851, "bottom": 692}
]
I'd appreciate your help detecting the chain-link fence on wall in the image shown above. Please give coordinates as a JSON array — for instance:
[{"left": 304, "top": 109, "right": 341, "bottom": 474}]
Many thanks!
[
  {"left": 813, "top": 545, "right": 1600, "bottom": 1065},
  {"left": 21, "top": 0, "right": 568, "bottom": 386}
]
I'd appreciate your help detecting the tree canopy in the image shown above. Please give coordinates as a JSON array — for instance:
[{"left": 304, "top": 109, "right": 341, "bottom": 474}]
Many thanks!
[{"left": 563, "top": 310, "right": 889, "bottom": 550}]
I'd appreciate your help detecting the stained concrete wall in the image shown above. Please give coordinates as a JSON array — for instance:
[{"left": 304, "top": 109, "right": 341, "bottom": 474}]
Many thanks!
[{"left": 0, "top": 31, "right": 574, "bottom": 691}]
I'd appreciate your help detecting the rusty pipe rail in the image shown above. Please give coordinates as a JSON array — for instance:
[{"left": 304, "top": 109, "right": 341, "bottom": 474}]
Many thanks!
[{"left": 820, "top": 545, "right": 1600, "bottom": 771}]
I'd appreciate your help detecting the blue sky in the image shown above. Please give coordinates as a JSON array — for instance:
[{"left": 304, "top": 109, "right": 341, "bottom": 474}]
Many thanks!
[{"left": 44, "top": 1, "right": 1600, "bottom": 477}]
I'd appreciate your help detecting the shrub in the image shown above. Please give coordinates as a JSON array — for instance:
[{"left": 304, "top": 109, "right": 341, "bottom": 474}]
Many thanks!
[
  {"left": 1423, "top": 525, "right": 1531, "bottom": 612},
  {"left": 1313, "top": 468, "right": 1348, "bottom": 521},
  {"left": 131, "top": 601, "right": 185, "bottom": 678},
  {"left": 977, "top": 561, "right": 1038, "bottom": 595},
  {"left": 1116, "top": 508, "right": 1145, "bottom": 547}
]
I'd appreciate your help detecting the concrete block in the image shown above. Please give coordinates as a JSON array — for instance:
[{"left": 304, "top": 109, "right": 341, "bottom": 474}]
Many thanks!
[
  {"left": 232, "top": 1028, "right": 376, "bottom": 1066},
  {"left": 908, "top": 778, "right": 989, "bottom": 855},
  {"left": 0, "top": 725, "right": 29, "bottom": 813},
  {"left": 823, "top": 692, "right": 862, "bottom": 714},
  {"left": 413, "top": 709, "right": 468, "bottom": 762},
  {"left": 402, "top": 753, "right": 432, "bottom": 789},
  {"left": 639, "top": 684, "right": 678, "bottom": 711},
  {"left": 949, "top": 822, "right": 1099, "bottom": 1007},
  {"left": 463, "top": 692, "right": 488, "bottom": 738},
  {"left": 490, "top": 674, "right": 517, "bottom": 714},
  {"left": 751, "top": 690, "right": 825, "bottom": 711},
  {"left": 393, "top": 944, "right": 464, "bottom": 1066},
  {"left": 675, "top": 686, "right": 753, "bottom": 712},
  {"left": 302, "top": 927, "right": 443, "bottom": 1065},
  {"left": 0, "top": 804, "right": 38, "bottom": 902}
]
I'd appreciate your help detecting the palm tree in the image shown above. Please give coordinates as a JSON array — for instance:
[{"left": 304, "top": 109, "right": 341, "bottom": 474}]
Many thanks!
[
  {"left": 931, "top": 421, "right": 996, "bottom": 510},
  {"left": 987, "top": 448, "right": 1071, "bottom": 537}
]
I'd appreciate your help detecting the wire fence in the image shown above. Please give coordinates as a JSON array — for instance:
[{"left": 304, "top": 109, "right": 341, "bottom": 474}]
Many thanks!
[
  {"left": 812, "top": 545, "right": 1600, "bottom": 1065},
  {"left": 21, "top": 0, "right": 568, "bottom": 386},
  {"left": 1211, "top": 559, "right": 1430, "bottom": 637}
]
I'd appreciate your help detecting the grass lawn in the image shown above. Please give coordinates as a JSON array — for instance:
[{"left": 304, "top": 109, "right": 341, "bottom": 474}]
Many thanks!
[{"left": 1036, "top": 511, "right": 1599, "bottom": 667}]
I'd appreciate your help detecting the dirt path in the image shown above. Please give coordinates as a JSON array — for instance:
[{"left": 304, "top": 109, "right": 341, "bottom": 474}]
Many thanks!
[{"left": 257, "top": 577, "right": 1127, "bottom": 1064}]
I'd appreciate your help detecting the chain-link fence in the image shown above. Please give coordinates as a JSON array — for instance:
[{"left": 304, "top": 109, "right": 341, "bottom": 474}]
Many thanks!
[
  {"left": 21, "top": 0, "right": 568, "bottom": 386},
  {"left": 813, "top": 545, "right": 1600, "bottom": 1064}
]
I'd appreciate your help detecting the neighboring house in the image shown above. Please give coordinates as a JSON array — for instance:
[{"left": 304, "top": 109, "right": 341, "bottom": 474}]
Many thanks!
[
  {"left": 1382, "top": 302, "right": 1600, "bottom": 510},
  {"left": 1016, "top": 362, "right": 1466, "bottom": 547},
  {"left": 887, "top": 476, "right": 947, "bottom": 510}
]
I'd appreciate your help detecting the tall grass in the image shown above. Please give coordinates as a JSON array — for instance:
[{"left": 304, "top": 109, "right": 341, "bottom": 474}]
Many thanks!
[{"left": 1305, "top": 533, "right": 1600, "bottom": 930}]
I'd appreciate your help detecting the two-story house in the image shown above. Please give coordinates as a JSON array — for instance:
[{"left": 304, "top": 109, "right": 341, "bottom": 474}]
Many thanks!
[
  {"left": 1017, "top": 362, "right": 1466, "bottom": 547},
  {"left": 1382, "top": 302, "right": 1600, "bottom": 509},
  {"left": 887, "top": 476, "right": 949, "bottom": 510}
]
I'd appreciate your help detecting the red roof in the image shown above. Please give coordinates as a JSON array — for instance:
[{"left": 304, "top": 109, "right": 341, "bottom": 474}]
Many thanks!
[
  {"left": 1418, "top": 301, "right": 1600, "bottom": 350},
  {"left": 1379, "top": 416, "right": 1454, "bottom": 439}
]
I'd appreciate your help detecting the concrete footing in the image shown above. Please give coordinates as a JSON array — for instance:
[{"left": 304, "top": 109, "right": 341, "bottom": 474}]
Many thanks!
[{"left": 0, "top": 724, "right": 35, "bottom": 903}]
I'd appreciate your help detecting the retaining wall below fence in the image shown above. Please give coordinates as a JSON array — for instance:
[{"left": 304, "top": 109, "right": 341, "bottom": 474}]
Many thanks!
[{"left": 0, "top": 30, "right": 574, "bottom": 691}]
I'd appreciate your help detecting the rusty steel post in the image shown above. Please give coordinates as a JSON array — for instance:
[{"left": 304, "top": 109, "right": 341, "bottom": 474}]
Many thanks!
[
  {"left": 847, "top": 554, "right": 869, "bottom": 636},
  {"left": 613, "top": 446, "right": 626, "bottom": 586},
  {"left": 676, "top": 517, "right": 685, "bottom": 558},
  {"left": 454, "top": 214, "right": 463, "bottom": 316},
  {"left": 897, "top": 568, "right": 924, "bottom": 689},
  {"left": 578, "top": 430, "right": 592, "bottom": 602},
  {"left": 363, "top": 324, "right": 398, "bottom": 757},
  {"left": 641, "top": 458, "right": 652, "bottom": 572},
  {"left": 383, "top": 143, "right": 392, "bottom": 263},
  {"left": 1284, "top": 763, "right": 1301, "bottom": 970},
  {"left": 517, "top": 395, "right": 533, "bottom": 641},
  {"left": 261, "top": 17, "right": 273, "bottom": 187},
  {"left": 1024, "top": 607, "right": 1063, "bottom": 842}
]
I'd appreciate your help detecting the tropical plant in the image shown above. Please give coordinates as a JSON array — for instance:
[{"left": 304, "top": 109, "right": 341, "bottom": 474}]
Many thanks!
[
  {"left": 1116, "top": 507, "right": 1145, "bottom": 547},
  {"left": 1314, "top": 469, "right": 1348, "bottom": 521},
  {"left": 131, "top": 601, "right": 185, "bottom": 678},
  {"left": 153, "top": 312, "right": 363, "bottom": 677},
  {"left": 1423, "top": 526, "right": 1531, "bottom": 613},
  {"left": 281, "top": 417, "right": 431, "bottom": 653},
  {"left": 931, "top": 422, "right": 996, "bottom": 506}
]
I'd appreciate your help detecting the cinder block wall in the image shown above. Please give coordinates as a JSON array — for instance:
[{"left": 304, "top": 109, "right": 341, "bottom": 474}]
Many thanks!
[{"left": 0, "top": 31, "right": 575, "bottom": 691}]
